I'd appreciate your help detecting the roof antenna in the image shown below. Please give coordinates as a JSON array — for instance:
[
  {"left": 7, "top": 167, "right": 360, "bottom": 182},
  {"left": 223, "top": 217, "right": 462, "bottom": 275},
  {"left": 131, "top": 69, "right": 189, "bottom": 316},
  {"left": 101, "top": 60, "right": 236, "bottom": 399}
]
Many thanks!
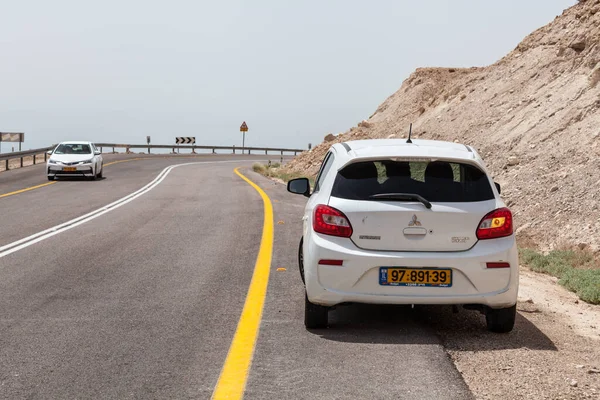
[{"left": 406, "top": 123, "right": 413, "bottom": 144}]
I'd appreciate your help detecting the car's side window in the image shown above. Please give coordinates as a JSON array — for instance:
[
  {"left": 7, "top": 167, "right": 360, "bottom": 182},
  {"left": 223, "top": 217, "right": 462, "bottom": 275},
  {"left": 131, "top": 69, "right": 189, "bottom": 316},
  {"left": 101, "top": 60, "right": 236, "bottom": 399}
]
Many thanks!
[{"left": 314, "top": 152, "right": 335, "bottom": 193}]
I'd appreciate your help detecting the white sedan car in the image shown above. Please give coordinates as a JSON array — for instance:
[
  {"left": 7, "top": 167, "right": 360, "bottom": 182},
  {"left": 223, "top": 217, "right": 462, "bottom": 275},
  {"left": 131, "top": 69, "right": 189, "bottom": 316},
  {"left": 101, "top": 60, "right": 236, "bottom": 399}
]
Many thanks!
[
  {"left": 288, "top": 139, "right": 519, "bottom": 333},
  {"left": 47, "top": 141, "right": 104, "bottom": 181}
]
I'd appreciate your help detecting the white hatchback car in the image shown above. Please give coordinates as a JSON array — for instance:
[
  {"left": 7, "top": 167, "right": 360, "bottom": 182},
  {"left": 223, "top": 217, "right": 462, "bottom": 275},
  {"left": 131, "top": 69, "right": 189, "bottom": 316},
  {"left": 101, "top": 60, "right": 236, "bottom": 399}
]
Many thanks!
[
  {"left": 288, "top": 139, "right": 518, "bottom": 333},
  {"left": 47, "top": 141, "right": 104, "bottom": 181}
]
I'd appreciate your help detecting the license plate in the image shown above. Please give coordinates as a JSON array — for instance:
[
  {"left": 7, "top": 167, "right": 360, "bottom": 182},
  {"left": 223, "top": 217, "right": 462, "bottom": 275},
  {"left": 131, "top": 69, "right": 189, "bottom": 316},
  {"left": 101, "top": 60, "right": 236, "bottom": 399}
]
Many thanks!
[
  {"left": 379, "top": 267, "right": 452, "bottom": 287},
  {"left": 63, "top": 167, "right": 77, "bottom": 172}
]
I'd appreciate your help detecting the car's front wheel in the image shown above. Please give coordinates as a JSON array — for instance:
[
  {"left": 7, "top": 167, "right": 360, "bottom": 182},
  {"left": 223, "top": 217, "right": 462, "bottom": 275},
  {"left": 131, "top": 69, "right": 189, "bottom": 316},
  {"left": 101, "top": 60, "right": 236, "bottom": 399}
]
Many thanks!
[
  {"left": 486, "top": 305, "right": 516, "bottom": 333},
  {"left": 47, "top": 176, "right": 54, "bottom": 181},
  {"left": 97, "top": 164, "right": 103, "bottom": 179},
  {"left": 305, "top": 294, "right": 328, "bottom": 329}
]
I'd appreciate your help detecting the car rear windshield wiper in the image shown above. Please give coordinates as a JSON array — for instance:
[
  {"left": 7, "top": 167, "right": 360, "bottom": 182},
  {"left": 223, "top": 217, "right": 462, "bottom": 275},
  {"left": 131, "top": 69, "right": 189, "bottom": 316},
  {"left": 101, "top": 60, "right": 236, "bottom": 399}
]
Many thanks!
[{"left": 368, "top": 193, "right": 432, "bottom": 209}]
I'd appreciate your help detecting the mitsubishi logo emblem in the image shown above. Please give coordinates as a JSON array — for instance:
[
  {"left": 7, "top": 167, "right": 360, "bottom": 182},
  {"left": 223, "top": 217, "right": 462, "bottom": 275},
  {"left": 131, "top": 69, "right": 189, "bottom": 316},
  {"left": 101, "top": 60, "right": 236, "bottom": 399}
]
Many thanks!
[{"left": 408, "top": 215, "right": 421, "bottom": 227}]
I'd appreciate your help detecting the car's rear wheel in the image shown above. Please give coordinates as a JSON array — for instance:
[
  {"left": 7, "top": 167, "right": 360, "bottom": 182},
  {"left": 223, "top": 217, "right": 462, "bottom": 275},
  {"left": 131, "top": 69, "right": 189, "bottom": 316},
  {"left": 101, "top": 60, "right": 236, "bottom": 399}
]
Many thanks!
[
  {"left": 486, "top": 305, "right": 516, "bottom": 333},
  {"left": 305, "top": 293, "right": 328, "bottom": 329},
  {"left": 298, "top": 238, "right": 305, "bottom": 284}
]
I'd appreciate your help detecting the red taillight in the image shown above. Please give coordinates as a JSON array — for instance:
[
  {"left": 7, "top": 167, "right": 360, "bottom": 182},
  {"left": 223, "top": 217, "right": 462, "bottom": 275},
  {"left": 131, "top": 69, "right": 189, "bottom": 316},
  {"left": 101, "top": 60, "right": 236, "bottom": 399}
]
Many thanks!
[
  {"left": 318, "top": 259, "right": 344, "bottom": 266},
  {"left": 486, "top": 262, "right": 510, "bottom": 269},
  {"left": 313, "top": 204, "right": 353, "bottom": 238},
  {"left": 476, "top": 208, "right": 513, "bottom": 240}
]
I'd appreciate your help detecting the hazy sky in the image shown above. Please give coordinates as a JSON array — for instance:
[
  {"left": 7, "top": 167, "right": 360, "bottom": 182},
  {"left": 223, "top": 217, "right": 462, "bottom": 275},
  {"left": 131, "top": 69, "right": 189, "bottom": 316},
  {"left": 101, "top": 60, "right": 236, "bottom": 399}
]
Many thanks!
[{"left": 0, "top": 0, "right": 575, "bottom": 152}]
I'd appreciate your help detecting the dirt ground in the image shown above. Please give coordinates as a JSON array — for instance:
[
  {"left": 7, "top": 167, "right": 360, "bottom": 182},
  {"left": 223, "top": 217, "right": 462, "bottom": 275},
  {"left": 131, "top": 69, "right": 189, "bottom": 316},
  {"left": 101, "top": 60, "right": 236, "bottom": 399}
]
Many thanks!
[{"left": 427, "top": 267, "right": 600, "bottom": 400}]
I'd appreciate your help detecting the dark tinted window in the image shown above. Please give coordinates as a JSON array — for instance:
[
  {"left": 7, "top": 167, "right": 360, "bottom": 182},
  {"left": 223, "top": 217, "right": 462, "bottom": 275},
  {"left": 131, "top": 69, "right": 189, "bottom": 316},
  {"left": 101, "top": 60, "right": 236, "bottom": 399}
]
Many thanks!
[
  {"left": 54, "top": 144, "right": 92, "bottom": 155},
  {"left": 331, "top": 160, "right": 494, "bottom": 202}
]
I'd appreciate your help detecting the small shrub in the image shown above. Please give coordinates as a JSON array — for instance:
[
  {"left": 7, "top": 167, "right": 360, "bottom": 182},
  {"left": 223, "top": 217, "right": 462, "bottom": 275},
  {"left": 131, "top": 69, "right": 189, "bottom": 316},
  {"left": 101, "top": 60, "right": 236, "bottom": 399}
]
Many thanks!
[
  {"left": 520, "top": 248, "right": 600, "bottom": 304},
  {"left": 252, "top": 163, "right": 266, "bottom": 173},
  {"left": 252, "top": 163, "right": 315, "bottom": 188},
  {"left": 560, "top": 269, "right": 600, "bottom": 304}
]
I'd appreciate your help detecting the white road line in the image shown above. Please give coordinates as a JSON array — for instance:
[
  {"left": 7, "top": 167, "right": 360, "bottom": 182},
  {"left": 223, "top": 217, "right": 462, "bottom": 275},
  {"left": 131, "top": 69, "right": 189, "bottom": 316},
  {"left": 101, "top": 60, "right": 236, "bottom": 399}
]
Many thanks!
[{"left": 0, "top": 160, "right": 266, "bottom": 259}]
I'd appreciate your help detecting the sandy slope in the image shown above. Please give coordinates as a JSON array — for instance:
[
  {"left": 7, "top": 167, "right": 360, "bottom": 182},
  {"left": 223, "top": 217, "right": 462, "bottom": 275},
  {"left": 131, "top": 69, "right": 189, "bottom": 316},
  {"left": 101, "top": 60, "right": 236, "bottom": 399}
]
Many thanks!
[{"left": 285, "top": 0, "right": 600, "bottom": 252}]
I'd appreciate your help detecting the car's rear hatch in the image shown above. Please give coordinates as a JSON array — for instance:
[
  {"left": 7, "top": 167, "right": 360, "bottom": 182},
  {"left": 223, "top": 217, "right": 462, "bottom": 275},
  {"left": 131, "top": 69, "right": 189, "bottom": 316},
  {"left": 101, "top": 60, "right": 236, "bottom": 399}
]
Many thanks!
[{"left": 328, "top": 159, "right": 497, "bottom": 252}]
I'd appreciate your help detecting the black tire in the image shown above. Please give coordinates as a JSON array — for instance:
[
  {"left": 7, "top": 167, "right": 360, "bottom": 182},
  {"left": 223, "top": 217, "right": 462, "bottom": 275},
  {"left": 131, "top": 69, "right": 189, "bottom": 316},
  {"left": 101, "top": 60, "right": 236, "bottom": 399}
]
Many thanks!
[
  {"left": 98, "top": 165, "right": 103, "bottom": 179},
  {"left": 90, "top": 165, "right": 98, "bottom": 181},
  {"left": 47, "top": 176, "right": 54, "bottom": 181},
  {"left": 298, "top": 238, "right": 305, "bottom": 284},
  {"left": 486, "top": 305, "right": 516, "bottom": 333},
  {"left": 305, "top": 294, "right": 328, "bottom": 329}
]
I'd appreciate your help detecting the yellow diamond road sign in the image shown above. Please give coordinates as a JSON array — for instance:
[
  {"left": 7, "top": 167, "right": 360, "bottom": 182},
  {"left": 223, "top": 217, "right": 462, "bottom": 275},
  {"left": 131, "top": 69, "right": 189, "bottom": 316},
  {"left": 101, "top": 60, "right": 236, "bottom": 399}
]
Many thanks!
[{"left": 240, "top": 121, "right": 248, "bottom": 132}]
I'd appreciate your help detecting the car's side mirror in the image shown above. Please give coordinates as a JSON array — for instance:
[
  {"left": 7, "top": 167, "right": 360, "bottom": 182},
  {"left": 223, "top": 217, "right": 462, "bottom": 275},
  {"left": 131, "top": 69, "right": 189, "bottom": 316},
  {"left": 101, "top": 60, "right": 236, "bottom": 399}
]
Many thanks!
[
  {"left": 288, "top": 178, "right": 311, "bottom": 198},
  {"left": 94, "top": 150, "right": 101, "bottom": 155},
  {"left": 494, "top": 182, "right": 501, "bottom": 194},
  {"left": 46, "top": 150, "right": 53, "bottom": 155}
]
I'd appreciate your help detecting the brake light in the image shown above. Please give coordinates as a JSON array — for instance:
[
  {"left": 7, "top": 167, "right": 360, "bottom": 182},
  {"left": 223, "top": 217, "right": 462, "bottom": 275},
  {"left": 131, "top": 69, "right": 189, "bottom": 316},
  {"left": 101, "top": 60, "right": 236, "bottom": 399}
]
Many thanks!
[
  {"left": 476, "top": 208, "right": 513, "bottom": 240},
  {"left": 313, "top": 204, "right": 353, "bottom": 238}
]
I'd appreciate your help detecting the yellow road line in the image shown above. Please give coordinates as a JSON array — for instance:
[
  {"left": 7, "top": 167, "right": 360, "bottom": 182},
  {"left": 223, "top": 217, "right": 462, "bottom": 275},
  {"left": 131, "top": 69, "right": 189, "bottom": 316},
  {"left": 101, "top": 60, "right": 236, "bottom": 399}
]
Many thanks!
[
  {"left": 104, "top": 158, "right": 143, "bottom": 167},
  {"left": 212, "top": 168, "right": 274, "bottom": 400},
  {"left": 0, "top": 182, "right": 57, "bottom": 199}
]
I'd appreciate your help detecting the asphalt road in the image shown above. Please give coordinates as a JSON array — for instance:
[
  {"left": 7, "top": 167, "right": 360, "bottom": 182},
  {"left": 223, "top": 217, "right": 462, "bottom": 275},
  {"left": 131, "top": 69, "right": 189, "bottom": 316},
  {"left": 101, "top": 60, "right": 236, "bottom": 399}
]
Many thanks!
[{"left": 0, "top": 156, "right": 473, "bottom": 399}]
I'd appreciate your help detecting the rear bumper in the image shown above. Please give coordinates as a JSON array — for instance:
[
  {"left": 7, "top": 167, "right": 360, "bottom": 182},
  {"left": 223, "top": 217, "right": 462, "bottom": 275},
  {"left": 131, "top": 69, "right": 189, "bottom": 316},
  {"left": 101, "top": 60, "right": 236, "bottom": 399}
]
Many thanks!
[{"left": 304, "top": 232, "right": 519, "bottom": 308}]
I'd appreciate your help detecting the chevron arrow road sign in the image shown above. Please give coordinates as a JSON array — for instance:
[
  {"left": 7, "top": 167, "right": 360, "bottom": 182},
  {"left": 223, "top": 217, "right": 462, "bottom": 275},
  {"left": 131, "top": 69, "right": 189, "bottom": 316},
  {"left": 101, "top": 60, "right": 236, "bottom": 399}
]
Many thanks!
[{"left": 175, "top": 137, "right": 196, "bottom": 144}]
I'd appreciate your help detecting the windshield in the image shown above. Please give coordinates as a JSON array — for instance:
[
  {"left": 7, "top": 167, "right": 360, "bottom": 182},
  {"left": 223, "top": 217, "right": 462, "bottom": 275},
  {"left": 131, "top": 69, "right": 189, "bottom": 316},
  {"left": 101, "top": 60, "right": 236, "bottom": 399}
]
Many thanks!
[
  {"left": 54, "top": 144, "right": 93, "bottom": 155},
  {"left": 331, "top": 160, "right": 494, "bottom": 202}
]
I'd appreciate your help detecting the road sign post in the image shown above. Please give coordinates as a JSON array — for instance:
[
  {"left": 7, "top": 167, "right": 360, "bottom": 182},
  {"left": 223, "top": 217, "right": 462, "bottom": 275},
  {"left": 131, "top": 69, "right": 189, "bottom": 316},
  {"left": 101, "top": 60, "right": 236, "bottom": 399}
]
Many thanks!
[
  {"left": 240, "top": 122, "right": 248, "bottom": 154},
  {"left": 147, "top": 136, "right": 151, "bottom": 154}
]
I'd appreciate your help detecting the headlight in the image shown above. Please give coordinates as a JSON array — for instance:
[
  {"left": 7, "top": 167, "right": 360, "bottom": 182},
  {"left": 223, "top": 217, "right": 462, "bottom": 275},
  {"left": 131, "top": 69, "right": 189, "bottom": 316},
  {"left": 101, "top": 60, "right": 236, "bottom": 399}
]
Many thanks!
[
  {"left": 80, "top": 159, "right": 93, "bottom": 164},
  {"left": 49, "top": 160, "right": 58, "bottom": 164}
]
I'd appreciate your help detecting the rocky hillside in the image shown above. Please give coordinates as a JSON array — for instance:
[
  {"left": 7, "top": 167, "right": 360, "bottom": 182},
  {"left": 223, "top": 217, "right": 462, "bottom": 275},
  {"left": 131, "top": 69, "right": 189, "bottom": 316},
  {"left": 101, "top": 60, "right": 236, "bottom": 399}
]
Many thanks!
[{"left": 285, "top": 0, "right": 600, "bottom": 252}]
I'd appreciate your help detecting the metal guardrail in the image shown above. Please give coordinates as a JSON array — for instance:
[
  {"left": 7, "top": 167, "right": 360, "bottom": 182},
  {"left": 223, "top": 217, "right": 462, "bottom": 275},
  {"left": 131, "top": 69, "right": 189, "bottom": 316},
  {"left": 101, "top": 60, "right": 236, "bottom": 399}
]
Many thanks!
[
  {"left": 0, "top": 143, "right": 305, "bottom": 171},
  {"left": 0, "top": 146, "right": 54, "bottom": 170},
  {"left": 95, "top": 143, "right": 305, "bottom": 155}
]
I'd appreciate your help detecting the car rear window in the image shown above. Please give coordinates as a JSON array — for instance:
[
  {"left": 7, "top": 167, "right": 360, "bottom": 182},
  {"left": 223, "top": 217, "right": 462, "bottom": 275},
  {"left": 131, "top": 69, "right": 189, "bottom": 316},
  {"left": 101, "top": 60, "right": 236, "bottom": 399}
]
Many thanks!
[{"left": 331, "top": 160, "right": 494, "bottom": 202}]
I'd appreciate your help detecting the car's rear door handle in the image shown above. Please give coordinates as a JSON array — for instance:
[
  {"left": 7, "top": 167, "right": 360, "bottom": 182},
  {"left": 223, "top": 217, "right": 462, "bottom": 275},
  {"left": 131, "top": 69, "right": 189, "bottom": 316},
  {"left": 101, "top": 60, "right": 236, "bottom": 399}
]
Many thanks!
[{"left": 403, "top": 227, "right": 427, "bottom": 236}]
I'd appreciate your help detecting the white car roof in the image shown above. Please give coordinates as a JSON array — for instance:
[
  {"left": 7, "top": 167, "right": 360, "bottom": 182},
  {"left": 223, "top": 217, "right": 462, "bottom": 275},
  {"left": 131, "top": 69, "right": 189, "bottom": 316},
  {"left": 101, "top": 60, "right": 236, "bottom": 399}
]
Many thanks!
[
  {"left": 59, "top": 141, "right": 94, "bottom": 145},
  {"left": 331, "top": 139, "right": 483, "bottom": 167}
]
